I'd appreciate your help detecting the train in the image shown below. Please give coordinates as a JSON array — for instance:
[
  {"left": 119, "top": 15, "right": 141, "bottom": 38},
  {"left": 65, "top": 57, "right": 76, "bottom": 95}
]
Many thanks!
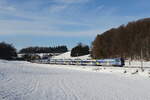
[{"left": 35, "top": 58, "right": 125, "bottom": 67}]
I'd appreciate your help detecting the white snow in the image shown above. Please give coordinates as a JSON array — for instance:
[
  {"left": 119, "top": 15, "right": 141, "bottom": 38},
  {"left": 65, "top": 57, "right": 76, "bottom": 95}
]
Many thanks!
[
  {"left": 52, "top": 51, "right": 91, "bottom": 59},
  {"left": 1, "top": 60, "right": 150, "bottom": 100},
  {"left": 125, "top": 60, "right": 150, "bottom": 67}
]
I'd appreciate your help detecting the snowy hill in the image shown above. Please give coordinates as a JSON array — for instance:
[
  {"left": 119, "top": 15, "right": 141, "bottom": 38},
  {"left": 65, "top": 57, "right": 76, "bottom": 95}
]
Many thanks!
[{"left": 52, "top": 51, "right": 91, "bottom": 59}]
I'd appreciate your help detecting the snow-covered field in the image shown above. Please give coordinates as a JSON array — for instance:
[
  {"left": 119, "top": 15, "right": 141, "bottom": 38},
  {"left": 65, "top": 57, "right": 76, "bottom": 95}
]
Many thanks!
[{"left": 1, "top": 60, "right": 150, "bottom": 100}]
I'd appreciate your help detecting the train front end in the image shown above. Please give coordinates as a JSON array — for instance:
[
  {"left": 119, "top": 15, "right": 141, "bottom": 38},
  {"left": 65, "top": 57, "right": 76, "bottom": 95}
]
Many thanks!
[{"left": 96, "top": 58, "right": 124, "bottom": 67}]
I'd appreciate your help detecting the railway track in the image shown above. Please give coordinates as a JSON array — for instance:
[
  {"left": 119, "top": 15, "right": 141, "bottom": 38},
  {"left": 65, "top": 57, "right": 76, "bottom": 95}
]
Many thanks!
[{"left": 32, "top": 60, "right": 150, "bottom": 69}]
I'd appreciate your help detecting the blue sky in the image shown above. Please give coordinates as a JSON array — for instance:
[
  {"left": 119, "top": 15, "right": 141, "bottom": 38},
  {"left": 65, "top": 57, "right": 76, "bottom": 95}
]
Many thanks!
[{"left": 0, "top": 0, "right": 149, "bottom": 50}]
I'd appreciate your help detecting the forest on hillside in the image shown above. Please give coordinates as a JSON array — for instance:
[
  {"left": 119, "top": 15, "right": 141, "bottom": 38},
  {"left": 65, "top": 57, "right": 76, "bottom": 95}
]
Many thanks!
[{"left": 92, "top": 18, "right": 150, "bottom": 60}]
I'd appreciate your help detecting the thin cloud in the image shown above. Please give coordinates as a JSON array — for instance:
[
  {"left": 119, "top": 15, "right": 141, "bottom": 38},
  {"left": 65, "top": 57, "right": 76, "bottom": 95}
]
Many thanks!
[
  {"left": 0, "top": 0, "right": 16, "bottom": 12},
  {"left": 0, "top": 6, "right": 16, "bottom": 11},
  {"left": 49, "top": 4, "right": 68, "bottom": 13},
  {"left": 48, "top": 0, "right": 90, "bottom": 13},
  {"left": 53, "top": 0, "right": 90, "bottom": 4}
]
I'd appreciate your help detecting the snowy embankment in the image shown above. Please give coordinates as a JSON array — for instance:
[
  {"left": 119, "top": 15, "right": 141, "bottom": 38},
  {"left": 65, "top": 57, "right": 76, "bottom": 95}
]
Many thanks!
[{"left": 1, "top": 60, "right": 150, "bottom": 100}]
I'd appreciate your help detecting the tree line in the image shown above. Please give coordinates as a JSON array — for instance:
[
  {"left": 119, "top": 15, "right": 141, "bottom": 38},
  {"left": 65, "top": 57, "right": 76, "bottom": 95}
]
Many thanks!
[
  {"left": 92, "top": 18, "right": 150, "bottom": 60},
  {"left": 0, "top": 42, "right": 68, "bottom": 60},
  {"left": 19, "top": 46, "right": 68, "bottom": 53},
  {"left": 0, "top": 41, "right": 90, "bottom": 60}
]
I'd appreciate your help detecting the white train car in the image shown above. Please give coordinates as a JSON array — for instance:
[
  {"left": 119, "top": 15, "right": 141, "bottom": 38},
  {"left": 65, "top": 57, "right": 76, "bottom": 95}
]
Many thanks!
[
  {"left": 36, "top": 58, "right": 125, "bottom": 67},
  {"left": 96, "top": 58, "right": 124, "bottom": 67}
]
